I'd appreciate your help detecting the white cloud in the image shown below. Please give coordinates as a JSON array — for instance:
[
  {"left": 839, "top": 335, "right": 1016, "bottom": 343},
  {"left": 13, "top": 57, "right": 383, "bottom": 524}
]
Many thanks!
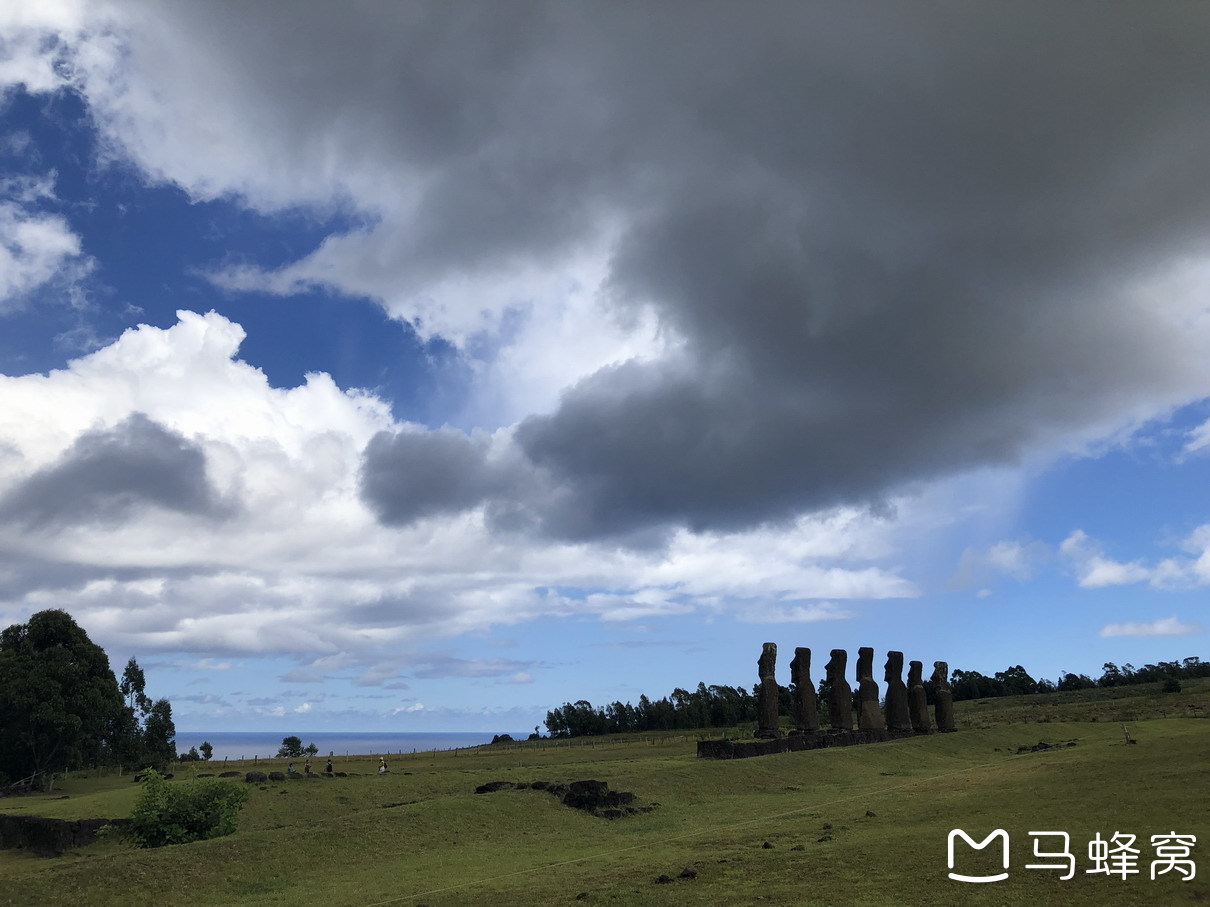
[
  {"left": 1099, "top": 616, "right": 1203, "bottom": 638},
  {"left": 0, "top": 1, "right": 91, "bottom": 95},
  {"left": 737, "top": 602, "right": 856, "bottom": 624},
  {"left": 0, "top": 310, "right": 922, "bottom": 669},
  {"left": 1060, "top": 530, "right": 1155, "bottom": 588},
  {"left": 948, "top": 539, "right": 1049, "bottom": 590},
  {"left": 0, "top": 192, "right": 92, "bottom": 312},
  {"left": 1059, "top": 527, "right": 1210, "bottom": 591}
]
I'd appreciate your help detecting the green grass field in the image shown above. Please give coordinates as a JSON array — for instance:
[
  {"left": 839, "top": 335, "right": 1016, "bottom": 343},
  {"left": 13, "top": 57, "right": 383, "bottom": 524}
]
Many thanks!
[{"left": 2, "top": 681, "right": 1208, "bottom": 906}]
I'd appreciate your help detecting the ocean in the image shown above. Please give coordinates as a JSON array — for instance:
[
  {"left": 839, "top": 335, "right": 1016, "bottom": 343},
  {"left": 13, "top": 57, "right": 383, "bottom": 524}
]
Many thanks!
[{"left": 174, "top": 731, "right": 525, "bottom": 762}]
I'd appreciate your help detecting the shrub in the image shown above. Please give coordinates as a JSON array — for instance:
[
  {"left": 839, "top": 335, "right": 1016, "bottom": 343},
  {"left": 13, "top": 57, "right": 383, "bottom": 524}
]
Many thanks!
[
  {"left": 1163, "top": 677, "right": 1182, "bottom": 693},
  {"left": 128, "top": 769, "right": 250, "bottom": 848}
]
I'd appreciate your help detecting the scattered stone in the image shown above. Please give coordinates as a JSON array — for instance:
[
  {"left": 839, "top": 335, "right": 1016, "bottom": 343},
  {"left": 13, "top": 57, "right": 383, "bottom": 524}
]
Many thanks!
[
  {"left": 757, "top": 642, "right": 781, "bottom": 739},
  {"left": 245, "top": 771, "right": 267, "bottom": 783},
  {"left": 678, "top": 867, "right": 698, "bottom": 879},
  {"left": 655, "top": 874, "right": 674, "bottom": 884},
  {"left": 473, "top": 778, "right": 646, "bottom": 818},
  {"left": 857, "top": 647, "right": 885, "bottom": 730},
  {"left": 790, "top": 844, "right": 805, "bottom": 851},
  {"left": 575, "top": 894, "right": 588, "bottom": 901},
  {"left": 762, "top": 841, "right": 774, "bottom": 849},
  {"left": 268, "top": 772, "right": 285, "bottom": 782},
  {"left": 865, "top": 810, "right": 877, "bottom": 817},
  {"left": 219, "top": 771, "right": 240, "bottom": 778},
  {"left": 822, "top": 823, "right": 833, "bottom": 830}
]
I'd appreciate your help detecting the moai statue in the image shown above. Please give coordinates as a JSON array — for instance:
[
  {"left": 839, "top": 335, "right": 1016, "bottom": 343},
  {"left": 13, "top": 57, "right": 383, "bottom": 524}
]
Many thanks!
[
  {"left": 856, "top": 647, "right": 885, "bottom": 730},
  {"left": 790, "top": 647, "right": 820, "bottom": 733},
  {"left": 932, "top": 661, "right": 955, "bottom": 731},
  {"left": 883, "top": 651, "right": 912, "bottom": 731},
  {"left": 757, "top": 642, "right": 781, "bottom": 739},
  {"left": 825, "top": 649, "right": 853, "bottom": 731},
  {"left": 908, "top": 660, "right": 932, "bottom": 733}
]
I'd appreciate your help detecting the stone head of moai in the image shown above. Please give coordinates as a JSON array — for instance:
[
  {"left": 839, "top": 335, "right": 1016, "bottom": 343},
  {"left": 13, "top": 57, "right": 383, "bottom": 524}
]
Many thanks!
[
  {"left": 931, "top": 661, "right": 951, "bottom": 689},
  {"left": 827, "top": 648, "right": 847, "bottom": 673},
  {"left": 908, "top": 660, "right": 924, "bottom": 687},
  {"left": 885, "top": 650, "right": 904, "bottom": 683},
  {"left": 857, "top": 646, "right": 875, "bottom": 679},
  {"left": 758, "top": 642, "right": 777, "bottom": 678}
]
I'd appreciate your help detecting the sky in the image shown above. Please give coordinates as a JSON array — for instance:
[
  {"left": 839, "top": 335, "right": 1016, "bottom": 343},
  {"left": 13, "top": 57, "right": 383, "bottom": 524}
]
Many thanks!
[{"left": 1, "top": 2, "right": 1209, "bottom": 734}]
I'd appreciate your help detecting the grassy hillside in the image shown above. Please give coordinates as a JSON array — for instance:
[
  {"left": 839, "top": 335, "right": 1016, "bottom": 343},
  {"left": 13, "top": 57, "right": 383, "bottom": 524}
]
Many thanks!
[{"left": 1, "top": 681, "right": 1207, "bottom": 905}]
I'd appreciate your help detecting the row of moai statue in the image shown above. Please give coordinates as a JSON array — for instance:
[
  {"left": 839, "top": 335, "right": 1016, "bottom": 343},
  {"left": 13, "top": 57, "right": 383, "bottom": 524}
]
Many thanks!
[{"left": 757, "top": 643, "right": 955, "bottom": 738}]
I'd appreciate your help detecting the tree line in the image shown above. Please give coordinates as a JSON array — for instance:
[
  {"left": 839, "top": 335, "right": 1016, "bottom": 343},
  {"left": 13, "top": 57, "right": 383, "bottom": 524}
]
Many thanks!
[
  {"left": 0, "top": 609, "right": 178, "bottom": 789},
  {"left": 544, "top": 656, "right": 1207, "bottom": 738},
  {"left": 949, "top": 657, "right": 1209, "bottom": 700}
]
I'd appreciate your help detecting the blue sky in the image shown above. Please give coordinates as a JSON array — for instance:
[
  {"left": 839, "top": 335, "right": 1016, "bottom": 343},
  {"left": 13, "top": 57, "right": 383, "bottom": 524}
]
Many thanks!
[{"left": 1, "top": 4, "right": 1208, "bottom": 734}]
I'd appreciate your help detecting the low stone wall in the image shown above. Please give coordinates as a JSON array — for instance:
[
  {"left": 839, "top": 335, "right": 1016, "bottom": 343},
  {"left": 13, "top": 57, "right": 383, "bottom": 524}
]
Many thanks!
[
  {"left": 697, "top": 727, "right": 941, "bottom": 759},
  {"left": 0, "top": 815, "right": 130, "bottom": 856}
]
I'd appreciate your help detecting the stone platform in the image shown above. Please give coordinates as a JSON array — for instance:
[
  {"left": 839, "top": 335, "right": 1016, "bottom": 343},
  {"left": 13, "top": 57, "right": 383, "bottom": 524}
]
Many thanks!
[{"left": 697, "top": 727, "right": 940, "bottom": 759}]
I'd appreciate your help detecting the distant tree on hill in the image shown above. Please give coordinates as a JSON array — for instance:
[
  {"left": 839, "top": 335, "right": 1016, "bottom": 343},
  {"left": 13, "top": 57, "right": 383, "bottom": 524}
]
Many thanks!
[
  {"left": 141, "top": 698, "right": 177, "bottom": 771},
  {"left": 277, "top": 735, "right": 304, "bottom": 758},
  {"left": 199, "top": 741, "right": 213, "bottom": 761},
  {"left": 112, "top": 657, "right": 177, "bottom": 769},
  {"left": 303, "top": 742, "right": 319, "bottom": 756}
]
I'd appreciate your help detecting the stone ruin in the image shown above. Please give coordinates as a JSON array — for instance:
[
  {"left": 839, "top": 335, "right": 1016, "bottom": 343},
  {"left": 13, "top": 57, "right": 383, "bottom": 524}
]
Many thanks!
[
  {"left": 856, "top": 647, "right": 886, "bottom": 731},
  {"left": 908, "top": 660, "right": 932, "bottom": 733},
  {"left": 932, "top": 660, "right": 955, "bottom": 731},
  {"left": 825, "top": 649, "right": 853, "bottom": 731},
  {"left": 698, "top": 643, "right": 957, "bottom": 759},
  {"left": 790, "top": 647, "right": 820, "bottom": 733},
  {"left": 757, "top": 642, "right": 781, "bottom": 739},
  {"left": 884, "top": 651, "right": 912, "bottom": 732}
]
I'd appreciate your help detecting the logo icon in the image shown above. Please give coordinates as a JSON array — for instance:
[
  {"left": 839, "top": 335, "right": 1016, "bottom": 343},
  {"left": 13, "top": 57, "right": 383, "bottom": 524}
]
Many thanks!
[{"left": 948, "top": 829, "right": 1010, "bottom": 883}]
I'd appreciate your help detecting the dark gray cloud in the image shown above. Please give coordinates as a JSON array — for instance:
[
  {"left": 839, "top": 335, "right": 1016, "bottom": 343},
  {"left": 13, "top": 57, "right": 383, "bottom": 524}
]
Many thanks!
[
  {"left": 130, "top": 4, "right": 1210, "bottom": 537},
  {"left": 358, "top": 428, "right": 500, "bottom": 524},
  {"left": 0, "top": 413, "right": 229, "bottom": 529}
]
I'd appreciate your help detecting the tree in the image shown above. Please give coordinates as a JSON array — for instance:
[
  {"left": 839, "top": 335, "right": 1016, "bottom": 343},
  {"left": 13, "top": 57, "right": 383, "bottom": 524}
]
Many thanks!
[
  {"left": 0, "top": 610, "right": 124, "bottom": 785},
  {"left": 995, "top": 665, "right": 1038, "bottom": 696},
  {"left": 199, "top": 741, "right": 213, "bottom": 761},
  {"left": 277, "top": 735, "right": 304, "bottom": 758},
  {"left": 127, "top": 769, "right": 250, "bottom": 848},
  {"left": 303, "top": 742, "right": 319, "bottom": 756},
  {"left": 120, "top": 657, "right": 152, "bottom": 716},
  {"left": 141, "top": 698, "right": 177, "bottom": 770}
]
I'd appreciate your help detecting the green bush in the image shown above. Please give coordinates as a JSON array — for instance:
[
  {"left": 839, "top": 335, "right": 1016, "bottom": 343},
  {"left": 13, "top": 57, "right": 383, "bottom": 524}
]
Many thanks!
[{"left": 128, "top": 769, "right": 250, "bottom": 848}]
